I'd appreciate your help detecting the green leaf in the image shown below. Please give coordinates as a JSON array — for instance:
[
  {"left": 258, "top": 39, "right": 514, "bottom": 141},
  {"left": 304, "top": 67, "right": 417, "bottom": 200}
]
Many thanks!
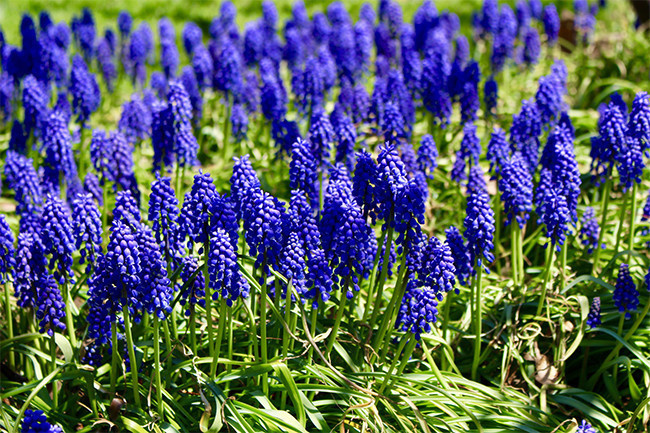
[
  {"left": 54, "top": 333, "right": 73, "bottom": 363},
  {"left": 123, "top": 417, "right": 149, "bottom": 433},
  {"left": 272, "top": 363, "right": 306, "bottom": 427}
]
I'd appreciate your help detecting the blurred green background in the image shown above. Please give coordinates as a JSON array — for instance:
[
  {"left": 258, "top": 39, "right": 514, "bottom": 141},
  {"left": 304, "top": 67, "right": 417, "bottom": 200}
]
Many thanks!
[{"left": 0, "top": 0, "right": 484, "bottom": 41}]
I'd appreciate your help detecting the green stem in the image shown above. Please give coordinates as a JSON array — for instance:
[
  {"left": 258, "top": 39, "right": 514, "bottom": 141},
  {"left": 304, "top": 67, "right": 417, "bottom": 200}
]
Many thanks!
[
  {"left": 593, "top": 178, "right": 612, "bottom": 274},
  {"left": 153, "top": 316, "right": 164, "bottom": 421},
  {"left": 260, "top": 259, "right": 269, "bottom": 395},
  {"left": 611, "top": 314, "right": 625, "bottom": 383},
  {"left": 163, "top": 320, "right": 173, "bottom": 387},
  {"left": 511, "top": 224, "right": 520, "bottom": 286},
  {"left": 378, "top": 336, "right": 408, "bottom": 393},
  {"left": 222, "top": 96, "right": 232, "bottom": 159},
  {"left": 280, "top": 283, "right": 293, "bottom": 410},
  {"left": 189, "top": 306, "right": 197, "bottom": 355},
  {"left": 536, "top": 246, "right": 555, "bottom": 317},
  {"left": 628, "top": 183, "right": 638, "bottom": 260},
  {"left": 373, "top": 251, "right": 409, "bottom": 363},
  {"left": 560, "top": 239, "right": 569, "bottom": 290},
  {"left": 494, "top": 187, "right": 502, "bottom": 274},
  {"left": 5, "top": 282, "right": 14, "bottom": 369},
  {"left": 591, "top": 176, "right": 612, "bottom": 276},
  {"left": 614, "top": 193, "right": 628, "bottom": 254},
  {"left": 210, "top": 298, "right": 227, "bottom": 378},
  {"left": 368, "top": 226, "right": 395, "bottom": 328},
  {"left": 50, "top": 333, "right": 58, "bottom": 407},
  {"left": 380, "top": 335, "right": 417, "bottom": 394},
  {"left": 587, "top": 294, "right": 650, "bottom": 389},
  {"left": 362, "top": 229, "right": 388, "bottom": 322},
  {"left": 110, "top": 320, "right": 118, "bottom": 395},
  {"left": 102, "top": 182, "right": 109, "bottom": 246},
  {"left": 306, "top": 304, "right": 318, "bottom": 366},
  {"left": 203, "top": 244, "right": 215, "bottom": 361},
  {"left": 62, "top": 282, "right": 77, "bottom": 349},
  {"left": 122, "top": 305, "right": 141, "bottom": 409},
  {"left": 227, "top": 308, "right": 233, "bottom": 374},
  {"left": 440, "top": 292, "right": 452, "bottom": 371},
  {"left": 325, "top": 283, "right": 350, "bottom": 357},
  {"left": 471, "top": 264, "right": 483, "bottom": 381}
]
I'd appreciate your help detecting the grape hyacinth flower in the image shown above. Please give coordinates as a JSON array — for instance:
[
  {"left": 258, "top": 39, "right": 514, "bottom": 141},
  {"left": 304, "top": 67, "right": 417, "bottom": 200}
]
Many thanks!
[
  {"left": 177, "top": 257, "right": 205, "bottom": 316},
  {"left": 118, "top": 11, "right": 132, "bottom": 40},
  {"left": 179, "top": 171, "right": 217, "bottom": 250},
  {"left": 0, "top": 215, "right": 15, "bottom": 284},
  {"left": 535, "top": 74, "right": 564, "bottom": 127},
  {"left": 397, "top": 235, "right": 456, "bottom": 339},
  {"left": 36, "top": 272, "right": 66, "bottom": 336},
  {"left": 83, "top": 173, "right": 102, "bottom": 205},
  {"left": 591, "top": 102, "right": 626, "bottom": 186},
  {"left": 132, "top": 226, "right": 172, "bottom": 320},
  {"left": 421, "top": 32, "right": 452, "bottom": 126},
  {"left": 451, "top": 123, "right": 481, "bottom": 183},
  {"left": 445, "top": 226, "right": 471, "bottom": 287},
  {"left": 182, "top": 22, "right": 203, "bottom": 57},
  {"left": 464, "top": 183, "right": 495, "bottom": 272},
  {"left": 192, "top": 45, "right": 214, "bottom": 91},
  {"left": 490, "top": 5, "right": 516, "bottom": 73},
  {"left": 614, "top": 263, "right": 639, "bottom": 319},
  {"left": 278, "top": 230, "right": 308, "bottom": 300},
  {"left": 352, "top": 150, "right": 380, "bottom": 222},
  {"left": 484, "top": 76, "right": 498, "bottom": 117},
  {"left": 487, "top": 127, "right": 509, "bottom": 176},
  {"left": 542, "top": 5, "right": 560, "bottom": 46},
  {"left": 333, "top": 111, "right": 356, "bottom": 172},
  {"left": 230, "top": 155, "right": 261, "bottom": 220},
  {"left": 539, "top": 125, "right": 582, "bottom": 222},
  {"left": 14, "top": 231, "right": 47, "bottom": 308},
  {"left": 5, "top": 152, "right": 43, "bottom": 229},
  {"left": 285, "top": 190, "right": 334, "bottom": 306},
  {"left": 161, "top": 39, "right": 180, "bottom": 80},
  {"left": 22, "top": 75, "right": 48, "bottom": 139},
  {"left": 320, "top": 178, "right": 373, "bottom": 297},
  {"left": 499, "top": 153, "right": 533, "bottom": 228},
  {"left": 417, "top": 134, "right": 438, "bottom": 179},
  {"left": 579, "top": 207, "right": 604, "bottom": 254},
  {"left": 42, "top": 111, "right": 77, "bottom": 183},
  {"left": 97, "top": 38, "right": 117, "bottom": 92},
  {"left": 289, "top": 138, "right": 319, "bottom": 210},
  {"left": 70, "top": 55, "right": 100, "bottom": 126},
  {"left": 40, "top": 195, "right": 75, "bottom": 284},
  {"left": 21, "top": 409, "right": 63, "bottom": 433},
  {"left": 510, "top": 99, "right": 542, "bottom": 173},
  {"left": 309, "top": 107, "right": 335, "bottom": 170},
  {"left": 576, "top": 420, "right": 598, "bottom": 433},
  {"left": 242, "top": 187, "right": 285, "bottom": 274},
  {"left": 119, "top": 94, "right": 152, "bottom": 144},
  {"left": 628, "top": 91, "right": 650, "bottom": 157},
  {"left": 72, "top": 193, "right": 102, "bottom": 272},
  {"left": 586, "top": 297, "right": 601, "bottom": 328},
  {"left": 536, "top": 169, "right": 571, "bottom": 251},
  {"left": 521, "top": 26, "right": 540, "bottom": 66},
  {"left": 180, "top": 66, "right": 203, "bottom": 123},
  {"left": 231, "top": 103, "right": 248, "bottom": 142},
  {"left": 209, "top": 227, "right": 250, "bottom": 306}
]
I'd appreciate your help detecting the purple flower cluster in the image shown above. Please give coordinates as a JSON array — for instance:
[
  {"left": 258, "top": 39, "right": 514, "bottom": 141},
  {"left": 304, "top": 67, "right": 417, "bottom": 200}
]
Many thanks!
[
  {"left": 579, "top": 207, "right": 603, "bottom": 254},
  {"left": 613, "top": 263, "right": 639, "bottom": 319}
]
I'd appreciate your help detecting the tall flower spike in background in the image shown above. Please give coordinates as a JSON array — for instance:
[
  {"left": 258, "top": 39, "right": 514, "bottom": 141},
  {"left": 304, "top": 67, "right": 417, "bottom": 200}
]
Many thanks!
[
  {"left": 613, "top": 263, "right": 639, "bottom": 320},
  {"left": 72, "top": 193, "right": 102, "bottom": 272},
  {"left": 0, "top": 215, "right": 15, "bottom": 284},
  {"left": 40, "top": 195, "right": 76, "bottom": 285},
  {"left": 586, "top": 297, "right": 601, "bottom": 329},
  {"left": 70, "top": 54, "right": 100, "bottom": 126},
  {"left": 579, "top": 207, "right": 603, "bottom": 254}
]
